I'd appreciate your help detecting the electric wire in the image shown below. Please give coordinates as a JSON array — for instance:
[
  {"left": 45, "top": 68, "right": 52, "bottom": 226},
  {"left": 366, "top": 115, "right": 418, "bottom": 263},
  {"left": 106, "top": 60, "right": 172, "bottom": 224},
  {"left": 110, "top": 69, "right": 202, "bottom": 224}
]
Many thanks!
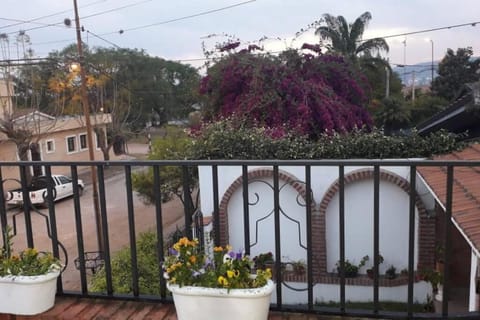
[
  {"left": 1, "top": 0, "right": 154, "bottom": 36},
  {"left": 102, "top": 0, "right": 256, "bottom": 35},
  {"left": 0, "top": 0, "right": 106, "bottom": 30}
]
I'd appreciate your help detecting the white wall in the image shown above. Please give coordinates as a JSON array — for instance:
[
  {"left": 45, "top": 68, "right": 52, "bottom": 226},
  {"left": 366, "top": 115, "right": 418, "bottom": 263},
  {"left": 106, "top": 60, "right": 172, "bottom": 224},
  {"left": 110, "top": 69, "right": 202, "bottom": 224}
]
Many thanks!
[
  {"left": 227, "top": 177, "right": 307, "bottom": 263},
  {"left": 325, "top": 180, "right": 419, "bottom": 274},
  {"left": 199, "top": 165, "right": 416, "bottom": 217},
  {"left": 272, "top": 281, "right": 432, "bottom": 304},
  {"left": 198, "top": 165, "right": 428, "bottom": 304}
]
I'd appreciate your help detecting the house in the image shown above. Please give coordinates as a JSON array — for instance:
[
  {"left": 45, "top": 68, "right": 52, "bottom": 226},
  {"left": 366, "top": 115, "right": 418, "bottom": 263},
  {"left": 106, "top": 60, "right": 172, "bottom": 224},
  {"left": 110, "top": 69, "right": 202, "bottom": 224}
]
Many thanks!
[
  {"left": 417, "top": 81, "right": 480, "bottom": 138},
  {"left": 0, "top": 79, "right": 117, "bottom": 190},
  {"left": 415, "top": 80, "right": 480, "bottom": 312},
  {"left": 417, "top": 143, "right": 480, "bottom": 312}
]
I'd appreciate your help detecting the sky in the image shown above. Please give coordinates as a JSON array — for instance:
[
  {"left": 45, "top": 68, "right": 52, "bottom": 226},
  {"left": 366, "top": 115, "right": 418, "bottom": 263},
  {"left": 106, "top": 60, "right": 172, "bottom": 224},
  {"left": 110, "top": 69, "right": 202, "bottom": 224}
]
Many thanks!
[{"left": 1, "top": 0, "right": 479, "bottom": 71}]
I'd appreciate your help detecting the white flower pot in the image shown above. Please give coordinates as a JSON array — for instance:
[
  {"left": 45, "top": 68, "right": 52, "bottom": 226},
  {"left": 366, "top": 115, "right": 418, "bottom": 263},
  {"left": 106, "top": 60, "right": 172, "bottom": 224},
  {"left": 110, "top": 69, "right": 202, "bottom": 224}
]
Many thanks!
[
  {"left": 0, "top": 271, "right": 60, "bottom": 315},
  {"left": 167, "top": 280, "right": 275, "bottom": 320}
]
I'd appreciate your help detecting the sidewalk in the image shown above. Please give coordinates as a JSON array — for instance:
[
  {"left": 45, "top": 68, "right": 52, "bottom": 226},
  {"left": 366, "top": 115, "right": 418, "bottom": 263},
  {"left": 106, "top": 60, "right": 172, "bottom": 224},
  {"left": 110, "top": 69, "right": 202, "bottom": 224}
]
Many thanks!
[{"left": 77, "top": 143, "right": 149, "bottom": 185}]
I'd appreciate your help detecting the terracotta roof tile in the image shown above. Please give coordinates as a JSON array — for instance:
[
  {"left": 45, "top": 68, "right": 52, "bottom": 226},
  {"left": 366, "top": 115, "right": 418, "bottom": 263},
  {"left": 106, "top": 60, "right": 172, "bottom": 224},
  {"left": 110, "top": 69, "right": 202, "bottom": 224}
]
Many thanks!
[{"left": 418, "top": 143, "right": 480, "bottom": 252}]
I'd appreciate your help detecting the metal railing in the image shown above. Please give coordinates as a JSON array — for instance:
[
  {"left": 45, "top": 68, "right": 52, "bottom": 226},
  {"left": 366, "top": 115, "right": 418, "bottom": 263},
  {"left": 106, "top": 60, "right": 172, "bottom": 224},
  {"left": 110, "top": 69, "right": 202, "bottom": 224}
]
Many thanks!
[{"left": 0, "top": 159, "right": 479, "bottom": 320}]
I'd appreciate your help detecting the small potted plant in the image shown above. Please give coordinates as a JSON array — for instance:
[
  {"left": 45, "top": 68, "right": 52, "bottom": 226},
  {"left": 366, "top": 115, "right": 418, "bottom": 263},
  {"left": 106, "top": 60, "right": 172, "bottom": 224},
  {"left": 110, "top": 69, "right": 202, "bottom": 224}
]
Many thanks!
[
  {"left": 292, "top": 259, "right": 306, "bottom": 275},
  {"left": 420, "top": 268, "right": 443, "bottom": 301},
  {"left": 0, "top": 226, "right": 62, "bottom": 315},
  {"left": 365, "top": 254, "right": 384, "bottom": 279},
  {"left": 163, "top": 237, "right": 274, "bottom": 320},
  {"left": 336, "top": 255, "right": 368, "bottom": 278},
  {"left": 253, "top": 252, "right": 274, "bottom": 270},
  {"left": 385, "top": 265, "right": 397, "bottom": 279}
]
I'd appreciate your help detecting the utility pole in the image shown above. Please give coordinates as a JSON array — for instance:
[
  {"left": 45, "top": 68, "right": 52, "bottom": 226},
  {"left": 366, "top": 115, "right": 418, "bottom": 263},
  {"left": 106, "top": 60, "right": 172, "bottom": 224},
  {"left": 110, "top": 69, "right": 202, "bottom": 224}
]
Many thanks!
[
  {"left": 430, "top": 39, "right": 434, "bottom": 83},
  {"left": 73, "top": 0, "right": 104, "bottom": 255},
  {"left": 411, "top": 70, "right": 416, "bottom": 105},
  {"left": 385, "top": 66, "right": 390, "bottom": 98}
]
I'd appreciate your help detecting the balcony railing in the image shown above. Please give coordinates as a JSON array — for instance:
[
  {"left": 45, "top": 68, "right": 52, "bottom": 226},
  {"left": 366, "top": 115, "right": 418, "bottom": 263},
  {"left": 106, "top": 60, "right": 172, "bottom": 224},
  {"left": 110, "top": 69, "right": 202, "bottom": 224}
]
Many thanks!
[{"left": 0, "top": 159, "right": 479, "bottom": 320}]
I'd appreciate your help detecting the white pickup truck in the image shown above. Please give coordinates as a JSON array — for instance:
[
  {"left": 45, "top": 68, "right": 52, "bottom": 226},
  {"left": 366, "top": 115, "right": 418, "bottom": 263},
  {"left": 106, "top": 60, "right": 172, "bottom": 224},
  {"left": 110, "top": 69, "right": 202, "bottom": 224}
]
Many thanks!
[{"left": 5, "top": 174, "right": 85, "bottom": 206}]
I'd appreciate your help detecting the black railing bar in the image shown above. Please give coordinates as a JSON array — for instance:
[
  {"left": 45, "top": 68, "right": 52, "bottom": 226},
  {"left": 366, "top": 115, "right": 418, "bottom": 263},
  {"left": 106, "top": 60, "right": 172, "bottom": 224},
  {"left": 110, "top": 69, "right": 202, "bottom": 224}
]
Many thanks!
[
  {"left": 373, "top": 165, "right": 380, "bottom": 313},
  {"left": 71, "top": 166, "right": 88, "bottom": 294},
  {"left": 19, "top": 165, "right": 34, "bottom": 248},
  {"left": 273, "top": 165, "right": 282, "bottom": 307},
  {"left": 45, "top": 165, "right": 63, "bottom": 294},
  {"left": 97, "top": 165, "right": 113, "bottom": 295},
  {"left": 339, "top": 165, "right": 346, "bottom": 312},
  {"left": 125, "top": 165, "right": 140, "bottom": 297},
  {"left": 442, "top": 165, "right": 454, "bottom": 316},
  {"left": 4, "top": 159, "right": 480, "bottom": 167},
  {"left": 153, "top": 166, "right": 166, "bottom": 299},
  {"left": 305, "top": 165, "right": 313, "bottom": 310},
  {"left": 59, "top": 291, "right": 173, "bottom": 303},
  {"left": 212, "top": 165, "right": 220, "bottom": 247},
  {"left": 0, "top": 168, "right": 7, "bottom": 245},
  {"left": 407, "top": 166, "right": 416, "bottom": 317},
  {"left": 182, "top": 166, "right": 193, "bottom": 239},
  {"left": 44, "top": 167, "right": 56, "bottom": 211},
  {"left": 242, "top": 165, "right": 250, "bottom": 255}
]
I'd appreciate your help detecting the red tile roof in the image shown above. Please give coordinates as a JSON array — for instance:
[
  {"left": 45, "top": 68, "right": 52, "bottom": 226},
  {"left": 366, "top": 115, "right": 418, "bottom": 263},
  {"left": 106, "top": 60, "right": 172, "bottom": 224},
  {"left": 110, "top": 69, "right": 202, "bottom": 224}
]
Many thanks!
[{"left": 418, "top": 143, "right": 480, "bottom": 252}]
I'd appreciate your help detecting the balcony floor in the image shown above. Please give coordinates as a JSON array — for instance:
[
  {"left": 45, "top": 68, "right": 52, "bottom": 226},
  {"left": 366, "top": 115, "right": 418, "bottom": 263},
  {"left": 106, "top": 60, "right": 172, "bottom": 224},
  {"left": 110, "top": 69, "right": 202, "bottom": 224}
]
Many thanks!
[{"left": 0, "top": 297, "right": 337, "bottom": 320}]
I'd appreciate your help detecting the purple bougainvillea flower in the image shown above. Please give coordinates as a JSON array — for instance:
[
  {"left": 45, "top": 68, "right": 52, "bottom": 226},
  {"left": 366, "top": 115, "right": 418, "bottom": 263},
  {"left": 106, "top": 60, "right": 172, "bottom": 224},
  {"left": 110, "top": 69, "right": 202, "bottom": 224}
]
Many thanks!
[{"left": 169, "top": 248, "right": 178, "bottom": 255}]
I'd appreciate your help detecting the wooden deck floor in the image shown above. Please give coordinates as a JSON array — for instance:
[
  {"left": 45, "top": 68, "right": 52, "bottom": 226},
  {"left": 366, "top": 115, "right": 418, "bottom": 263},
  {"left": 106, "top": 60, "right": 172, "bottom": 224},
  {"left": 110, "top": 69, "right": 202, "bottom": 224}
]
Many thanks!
[{"left": 0, "top": 297, "right": 335, "bottom": 320}]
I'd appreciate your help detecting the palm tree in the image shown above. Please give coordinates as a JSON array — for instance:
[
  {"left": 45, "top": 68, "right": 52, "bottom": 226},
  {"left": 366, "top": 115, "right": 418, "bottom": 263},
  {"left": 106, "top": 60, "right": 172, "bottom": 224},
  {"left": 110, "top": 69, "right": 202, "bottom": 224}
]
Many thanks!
[{"left": 315, "top": 12, "right": 389, "bottom": 61}]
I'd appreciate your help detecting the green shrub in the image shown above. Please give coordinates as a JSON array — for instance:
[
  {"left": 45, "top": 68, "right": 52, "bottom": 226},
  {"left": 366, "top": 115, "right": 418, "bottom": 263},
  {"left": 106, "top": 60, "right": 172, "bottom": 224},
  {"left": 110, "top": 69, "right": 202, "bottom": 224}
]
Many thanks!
[
  {"left": 132, "top": 128, "right": 195, "bottom": 204},
  {"left": 188, "top": 118, "right": 465, "bottom": 160},
  {"left": 89, "top": 231, "right": 161, "bottom": 294}
]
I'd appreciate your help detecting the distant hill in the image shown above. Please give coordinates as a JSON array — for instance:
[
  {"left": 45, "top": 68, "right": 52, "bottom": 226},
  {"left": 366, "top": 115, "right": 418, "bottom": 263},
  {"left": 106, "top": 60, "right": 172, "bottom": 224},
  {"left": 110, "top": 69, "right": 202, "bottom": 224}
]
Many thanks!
[{"left": 392, "top": 61, "right": 438, "bottom": 86}]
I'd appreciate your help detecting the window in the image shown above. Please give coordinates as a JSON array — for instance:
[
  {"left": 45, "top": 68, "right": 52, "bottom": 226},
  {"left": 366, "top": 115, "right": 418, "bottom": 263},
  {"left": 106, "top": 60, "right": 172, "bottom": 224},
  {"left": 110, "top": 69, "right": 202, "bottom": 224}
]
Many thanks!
[
  {"left": 95, "top": 131, "right": 101, "bottom": 149},
  {"left": 46, "top": 139, "right": 55, "bottom": 153},
  {"left": 79, "top": 133, "right": 88, "bottom": 150},
  {"left": 66, "top": 136, "right": 76, "bottom": 153},
  {"left": 58, "top": 176, "right": 71, "bottom": 184}
]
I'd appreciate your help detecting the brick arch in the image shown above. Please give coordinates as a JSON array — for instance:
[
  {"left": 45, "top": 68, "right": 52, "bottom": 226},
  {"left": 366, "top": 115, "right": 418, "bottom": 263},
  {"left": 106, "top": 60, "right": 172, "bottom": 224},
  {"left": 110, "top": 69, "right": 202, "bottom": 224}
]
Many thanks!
[
  {"left": 217, "top": 167, "right": 315, "bottom": 246},
  {"left": 317, "top": 169, "right": 434, "bottom": 274}
]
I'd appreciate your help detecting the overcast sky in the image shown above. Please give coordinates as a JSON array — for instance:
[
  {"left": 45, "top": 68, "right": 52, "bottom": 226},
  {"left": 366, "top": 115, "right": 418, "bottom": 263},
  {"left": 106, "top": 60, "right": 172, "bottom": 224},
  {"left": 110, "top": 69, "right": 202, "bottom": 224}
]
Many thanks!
[{"left": 1, "top": 0, "right": 479, "bottom": 70}]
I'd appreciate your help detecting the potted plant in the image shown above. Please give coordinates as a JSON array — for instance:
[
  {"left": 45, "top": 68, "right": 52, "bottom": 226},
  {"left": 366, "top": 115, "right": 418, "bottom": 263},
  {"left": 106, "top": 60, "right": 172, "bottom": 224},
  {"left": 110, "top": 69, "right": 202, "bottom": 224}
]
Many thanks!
[
  {"left": 385, "top": 265, "right": 397, "bottom": 279},
  {"left": 420, "top": 268, "right": 443, "bottom": 301},
  {"left": 253, "top": 252, "right": 274, "bottom": 270},
  {"left": 292, "top": 260, "right": 306, "bottom": 275},
  {"left": 364, "top": 254, "right": 384, "bottom": 279},
  {"left": 0, "top": 226, "right": 62, "bottom": 315},
  {"left": 336, "top": 255, "right": 368, "bottom": 278},
  {"left": 163, "top": 237, "right": 274, "bottom": 320}
]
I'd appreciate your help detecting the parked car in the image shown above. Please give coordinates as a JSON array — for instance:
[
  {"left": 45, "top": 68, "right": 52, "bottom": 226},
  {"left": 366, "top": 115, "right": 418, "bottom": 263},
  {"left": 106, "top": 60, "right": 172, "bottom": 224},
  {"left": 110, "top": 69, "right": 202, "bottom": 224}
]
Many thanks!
[{"left": 5, "top": 175, "right": 85, "bottom": 206}]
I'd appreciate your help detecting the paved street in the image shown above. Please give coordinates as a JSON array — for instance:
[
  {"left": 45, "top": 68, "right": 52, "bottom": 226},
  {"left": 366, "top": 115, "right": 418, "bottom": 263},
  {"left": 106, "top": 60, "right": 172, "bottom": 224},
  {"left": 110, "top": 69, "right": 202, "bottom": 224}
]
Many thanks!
[{"left": 5, "top": 143, "right": 186, "bottom": 291}]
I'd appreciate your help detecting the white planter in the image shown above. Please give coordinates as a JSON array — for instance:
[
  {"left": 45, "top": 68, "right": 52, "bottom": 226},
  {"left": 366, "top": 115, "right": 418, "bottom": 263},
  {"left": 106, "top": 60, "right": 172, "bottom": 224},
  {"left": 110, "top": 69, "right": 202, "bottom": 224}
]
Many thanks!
[
  {"left": 0, "top": 271, "right": 60, "bottom": 315},
  {"left": 168, "top": 280, "right": 275, "bottom": 320}
]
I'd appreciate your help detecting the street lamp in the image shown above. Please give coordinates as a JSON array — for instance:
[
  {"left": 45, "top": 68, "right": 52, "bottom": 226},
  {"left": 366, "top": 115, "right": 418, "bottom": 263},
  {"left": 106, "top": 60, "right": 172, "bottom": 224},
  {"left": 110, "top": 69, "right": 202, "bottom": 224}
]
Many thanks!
[{"left": 426, "top": 38, "right": 434, "bottom": 83}]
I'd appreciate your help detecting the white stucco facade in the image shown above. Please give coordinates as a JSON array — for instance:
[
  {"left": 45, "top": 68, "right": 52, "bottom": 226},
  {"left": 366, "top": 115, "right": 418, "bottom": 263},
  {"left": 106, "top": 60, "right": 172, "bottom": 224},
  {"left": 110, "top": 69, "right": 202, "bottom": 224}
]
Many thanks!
[{"left": 198, "top": 164, "right": 432, "bottom": 303}]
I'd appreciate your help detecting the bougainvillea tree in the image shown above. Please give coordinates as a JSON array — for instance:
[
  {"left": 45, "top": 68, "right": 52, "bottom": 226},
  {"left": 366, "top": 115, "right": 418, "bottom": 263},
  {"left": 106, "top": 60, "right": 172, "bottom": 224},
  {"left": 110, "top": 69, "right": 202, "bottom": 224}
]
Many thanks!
[{"left": 199, "top": 48, "right": 372, "bottom": 139}]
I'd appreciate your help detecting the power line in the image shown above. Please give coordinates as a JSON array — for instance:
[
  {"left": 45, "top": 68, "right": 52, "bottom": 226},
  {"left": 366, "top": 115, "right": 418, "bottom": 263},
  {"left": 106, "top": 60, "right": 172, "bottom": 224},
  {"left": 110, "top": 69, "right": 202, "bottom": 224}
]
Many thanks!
[
  {"left": 1, "top": 0, "right": 154, "bottom": 36},
  {"left": 25, "top": 0, "right": 258, "bottom": 50},
  {"left": 86, "top": 30, "right": 122, "bottom": 49},
  {"left": 0, "top": 0, "right": 106, "bottom": 31},
  {"left": 81, "top": 0, "right": 153, "bottom": 20},
  {"left": 103, "top": 0, "right": 256, "bottom": 35},
  {"left": 362, "top": 21, "right": 480, "bottom": 42}
]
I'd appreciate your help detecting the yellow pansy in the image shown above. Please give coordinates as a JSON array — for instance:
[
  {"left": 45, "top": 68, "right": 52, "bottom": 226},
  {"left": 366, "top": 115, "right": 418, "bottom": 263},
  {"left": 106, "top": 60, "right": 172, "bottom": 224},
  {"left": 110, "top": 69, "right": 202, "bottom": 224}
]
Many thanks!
[{"left": 218, "top": 276, "right": 228, "bottom": 286}]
